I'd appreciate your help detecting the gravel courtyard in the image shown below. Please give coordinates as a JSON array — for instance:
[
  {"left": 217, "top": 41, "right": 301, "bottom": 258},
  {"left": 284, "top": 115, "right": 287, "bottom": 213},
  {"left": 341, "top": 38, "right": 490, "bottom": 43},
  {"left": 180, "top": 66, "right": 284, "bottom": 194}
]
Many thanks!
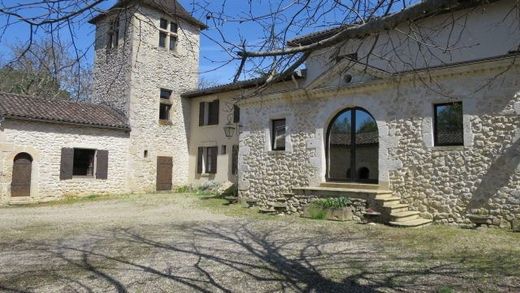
[{"left": 0, "top": 193, "right": 518, "bottom": 292}]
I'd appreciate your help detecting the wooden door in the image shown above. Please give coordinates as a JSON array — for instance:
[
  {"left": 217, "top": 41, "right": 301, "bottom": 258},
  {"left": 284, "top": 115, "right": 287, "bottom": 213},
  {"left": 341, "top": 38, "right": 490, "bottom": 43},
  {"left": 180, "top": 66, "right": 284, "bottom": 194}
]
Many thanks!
[
  {"left": 11, "top": 153, "right": 33, "bottom": 197},
  {"left": 156, "top": 156, "right": 173, "bottom": 191}
]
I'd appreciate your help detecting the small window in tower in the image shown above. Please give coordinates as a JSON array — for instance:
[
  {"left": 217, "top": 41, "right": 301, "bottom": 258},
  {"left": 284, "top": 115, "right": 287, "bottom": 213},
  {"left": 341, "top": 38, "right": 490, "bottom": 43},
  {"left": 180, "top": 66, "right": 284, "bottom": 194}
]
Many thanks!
[
  {"left": 160, "top": 18, "right": 168, "bottom": 30},
  {"left": 170, "top": 22, "right": 178, "bottom": 33},
  {"left": 159, "top": 88, "right": 173, "bottom": 123},
  {"left": 107, "top": 19, "right": 119, "bottom": 49},
  {"left": 160, "top": 88, "right": 172, "bottom": 100},
  {"left": 169, "top": 36, "right": 177, "bottom": 51},
  {"left": 158, "top": 17, "right": 178, "bottom": 52},
  {"left": 159, "top": 32, "right": 167, "bottom": 48},
  {"left": 159, "top": 104, "right": 171, "bottom": 121}
]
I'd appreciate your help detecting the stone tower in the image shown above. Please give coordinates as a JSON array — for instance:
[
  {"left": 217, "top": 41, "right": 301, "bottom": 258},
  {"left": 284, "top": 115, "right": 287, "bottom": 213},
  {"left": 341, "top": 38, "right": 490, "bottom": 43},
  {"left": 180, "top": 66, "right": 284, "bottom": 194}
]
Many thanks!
[{"left": 90, "top": 0, "right": 207, "bottom": 191}]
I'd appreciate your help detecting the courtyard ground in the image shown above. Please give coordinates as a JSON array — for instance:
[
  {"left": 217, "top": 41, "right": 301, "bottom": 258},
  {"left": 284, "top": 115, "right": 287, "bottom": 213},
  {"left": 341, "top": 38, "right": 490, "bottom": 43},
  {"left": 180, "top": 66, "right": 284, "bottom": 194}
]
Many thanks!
[{"left": 0, "top": 193, "right": 518, "bottom": 292}]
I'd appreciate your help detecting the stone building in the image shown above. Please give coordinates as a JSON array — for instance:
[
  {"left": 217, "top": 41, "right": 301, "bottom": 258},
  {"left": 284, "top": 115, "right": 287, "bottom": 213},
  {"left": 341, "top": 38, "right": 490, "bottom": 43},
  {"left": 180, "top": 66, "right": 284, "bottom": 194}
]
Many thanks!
[
  {"left": 0, "top": 0, "right": 207, "bottom": 202},
  {"left": 0, "top": 0, "right": 518, "bottom": 228},
  {"left": 186, "top": 0, "right": 520, "bottom": 228}
]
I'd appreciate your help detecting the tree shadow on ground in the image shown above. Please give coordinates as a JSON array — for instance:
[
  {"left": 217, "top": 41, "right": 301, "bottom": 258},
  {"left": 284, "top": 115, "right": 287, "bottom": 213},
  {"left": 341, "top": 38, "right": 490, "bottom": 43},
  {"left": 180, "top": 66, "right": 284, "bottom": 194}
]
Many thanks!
[{"left": 0, "top": 222, "right": 517, "bottom": 292}]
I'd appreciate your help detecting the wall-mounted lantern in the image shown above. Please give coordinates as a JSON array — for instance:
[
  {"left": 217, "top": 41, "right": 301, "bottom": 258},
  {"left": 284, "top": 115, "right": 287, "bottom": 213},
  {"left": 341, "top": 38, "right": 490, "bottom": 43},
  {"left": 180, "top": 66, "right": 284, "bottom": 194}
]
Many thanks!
[{"left": 223, "top": 122, "right": 236, "bottom": 138}]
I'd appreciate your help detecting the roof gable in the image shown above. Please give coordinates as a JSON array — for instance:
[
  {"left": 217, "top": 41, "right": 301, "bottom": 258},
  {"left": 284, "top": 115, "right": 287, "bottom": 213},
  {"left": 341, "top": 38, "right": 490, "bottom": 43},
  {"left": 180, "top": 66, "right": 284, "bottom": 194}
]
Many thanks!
[{"left": 305, "top": 56, "right": 390, "bottom": 90}]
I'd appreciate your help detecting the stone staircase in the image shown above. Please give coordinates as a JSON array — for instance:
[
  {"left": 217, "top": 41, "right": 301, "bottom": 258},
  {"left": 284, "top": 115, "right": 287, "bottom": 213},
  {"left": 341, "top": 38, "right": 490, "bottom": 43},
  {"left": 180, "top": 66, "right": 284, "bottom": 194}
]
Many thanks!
[{"left": 289, "top": 182, "right": 432, "bottom": 228}]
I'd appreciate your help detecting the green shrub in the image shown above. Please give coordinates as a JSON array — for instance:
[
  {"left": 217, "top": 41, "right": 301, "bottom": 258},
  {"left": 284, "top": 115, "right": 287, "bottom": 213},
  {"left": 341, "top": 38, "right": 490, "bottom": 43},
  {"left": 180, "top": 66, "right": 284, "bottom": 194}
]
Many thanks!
[
  {"left": 306, "top": 206, "right": 327, "bottom": 220},
  {"left": 313, "top": 197, "right": 352, "bottom": 209},
  {"left": 174, "top": 185, "right": 194, "bottom": 193}
]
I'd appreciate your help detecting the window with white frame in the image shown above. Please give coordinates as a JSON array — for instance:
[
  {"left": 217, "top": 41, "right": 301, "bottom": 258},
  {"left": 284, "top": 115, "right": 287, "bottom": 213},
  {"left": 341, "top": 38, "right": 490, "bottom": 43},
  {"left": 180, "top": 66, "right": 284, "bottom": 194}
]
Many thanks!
[
  {"left": 159, "top": 18, "right": 178, "bottom": 51},
  {"left": 271, "top": 119, "right": 286, "bottom": 151},
  {"left": 433, "top": 102, "right": 464, "bottom": 146}
]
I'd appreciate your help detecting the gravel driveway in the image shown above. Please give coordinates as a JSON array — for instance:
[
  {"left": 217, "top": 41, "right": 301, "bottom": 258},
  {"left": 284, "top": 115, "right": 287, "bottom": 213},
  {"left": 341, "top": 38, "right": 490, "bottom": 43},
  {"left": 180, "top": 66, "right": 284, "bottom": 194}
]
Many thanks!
[{"left": 0, "top": 194, "right": 518, "bottom": 292}]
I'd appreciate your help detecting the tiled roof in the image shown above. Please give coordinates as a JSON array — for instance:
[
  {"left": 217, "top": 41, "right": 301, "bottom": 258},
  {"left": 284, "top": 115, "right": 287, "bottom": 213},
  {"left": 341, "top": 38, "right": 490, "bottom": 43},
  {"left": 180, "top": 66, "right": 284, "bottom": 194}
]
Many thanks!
[
  {"left": 182, "top": 71, "right": 305, "bottom": 98},
  {"left": 287, "top": 25, "right": 349, "bottom": 47},
  {"left": 89, "top": 0, "right": 207, "bottom": 29},
  {"left": 0, "top": 92, "right": 130, "bottom": 130}
]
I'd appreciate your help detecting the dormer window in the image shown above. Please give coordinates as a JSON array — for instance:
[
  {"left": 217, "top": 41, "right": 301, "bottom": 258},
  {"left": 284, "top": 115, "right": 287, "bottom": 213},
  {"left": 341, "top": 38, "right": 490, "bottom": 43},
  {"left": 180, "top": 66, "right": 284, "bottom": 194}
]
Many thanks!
[
  {"left": 159, "top": 18, "right": 178, "bottom": 51},
  {"left": 107, "top": 19, "right": 120, "bottom": 49}
]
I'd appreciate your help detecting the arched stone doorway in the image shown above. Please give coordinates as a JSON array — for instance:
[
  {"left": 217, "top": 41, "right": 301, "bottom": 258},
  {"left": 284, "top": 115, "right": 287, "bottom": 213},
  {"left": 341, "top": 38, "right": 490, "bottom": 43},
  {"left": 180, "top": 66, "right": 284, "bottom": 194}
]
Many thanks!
[
  {"left": 326, "top": 107, "right": 378, "bottom": 183},
  {"left": 11, "top": 153, "right": 33, "bottom": 197}
]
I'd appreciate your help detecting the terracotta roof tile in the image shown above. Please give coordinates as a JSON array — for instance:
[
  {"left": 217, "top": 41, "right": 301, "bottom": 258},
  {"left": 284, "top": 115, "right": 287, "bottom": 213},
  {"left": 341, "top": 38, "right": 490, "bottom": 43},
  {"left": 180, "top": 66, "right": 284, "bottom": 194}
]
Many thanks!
[
  {"left": 0, "top": 92, "right": 130, "bottom": 130},
  {"left": 89, "top": 0, "right": 207, "bottom": 29}
]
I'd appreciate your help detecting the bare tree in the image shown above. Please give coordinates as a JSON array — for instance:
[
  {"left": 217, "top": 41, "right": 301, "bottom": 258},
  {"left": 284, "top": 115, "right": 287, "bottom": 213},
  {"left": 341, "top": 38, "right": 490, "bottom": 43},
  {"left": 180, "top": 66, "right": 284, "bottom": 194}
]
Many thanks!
[
  {"left": 0, "top": 39, "right": 92, "bottom": 101},
  {"left": 0, "top": 0, "right": 518, "bottom": 100}
]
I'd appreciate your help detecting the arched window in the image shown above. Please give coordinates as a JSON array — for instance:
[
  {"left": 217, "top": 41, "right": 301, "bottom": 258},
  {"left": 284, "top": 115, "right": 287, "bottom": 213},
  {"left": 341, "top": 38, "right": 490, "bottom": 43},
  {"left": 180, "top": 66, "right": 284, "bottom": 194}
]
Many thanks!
[{"left": 326, "top": 107, "right": 378, "bottom": 183}]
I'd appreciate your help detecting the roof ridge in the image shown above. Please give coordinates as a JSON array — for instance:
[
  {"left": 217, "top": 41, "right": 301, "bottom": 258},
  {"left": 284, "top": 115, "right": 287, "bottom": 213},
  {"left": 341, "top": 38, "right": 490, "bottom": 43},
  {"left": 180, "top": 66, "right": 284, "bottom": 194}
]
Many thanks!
[{"left": 0, "top": 91, "right": 94, "bottom": 106}]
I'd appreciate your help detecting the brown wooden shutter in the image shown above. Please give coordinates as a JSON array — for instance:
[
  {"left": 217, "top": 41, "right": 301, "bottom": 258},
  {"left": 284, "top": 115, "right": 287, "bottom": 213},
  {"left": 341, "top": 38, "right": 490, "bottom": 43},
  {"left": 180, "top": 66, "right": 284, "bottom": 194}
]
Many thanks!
[
  {"left": 209, "top": 146, "right": 218, "bottom": 173},
  {"left": 233, "top": 105, "right": 240, "bottom": 123},
  {"left": 96, "top": 150, "right": 109, "bottom": 180},
  {"left": 197, "top": 147, "right": 203, "bottom": 173},
  {"left": 213, "top": 100, "right": 220, "bottom": 124},
  {"left": 60, "top": 148, "right": 74, "bottom": 180},
  {"left": 199, "top": 102, "right": 205, "bottom": 126},
  {"left": 232, "top": 145, "right": 239, "bottom": 175},
  {"left": 208, "top": 100, "right": 219, "bottom": 125}
]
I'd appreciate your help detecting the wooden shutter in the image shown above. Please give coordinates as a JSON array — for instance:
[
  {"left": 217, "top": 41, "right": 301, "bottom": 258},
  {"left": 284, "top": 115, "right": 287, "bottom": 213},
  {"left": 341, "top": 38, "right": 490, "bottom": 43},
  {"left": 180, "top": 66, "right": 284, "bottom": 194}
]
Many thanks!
[
  {"left": 233, "top": 105, "right": 240, "bottom": 123},
  {"left": 209, "top": 100, "right": 219, "bottom": 125},
  {"left": 197, "top": 147, "right": 203, "bottom": 173},
  {"left": 60, "top": 148, "right": 74, "bottom": 180},
  {"left": 208, "top": 146, "right": 218, "bottom": 173},
  {"left": 232, "top": 145, "right": 239, "bottom": 175},
  {"left": 199, "top": 102, "right": 205, "bottom": 126},
  {"left": 96, "top": 150, "right": 109, "bottom": 180}
]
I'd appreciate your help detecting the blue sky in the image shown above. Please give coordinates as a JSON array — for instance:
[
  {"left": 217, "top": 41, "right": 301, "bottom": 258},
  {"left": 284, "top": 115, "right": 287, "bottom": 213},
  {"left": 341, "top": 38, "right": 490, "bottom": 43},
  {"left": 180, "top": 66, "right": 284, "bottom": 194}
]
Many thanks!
[{"left": 0, "top": 0, "right": 344, "bottom": 85}]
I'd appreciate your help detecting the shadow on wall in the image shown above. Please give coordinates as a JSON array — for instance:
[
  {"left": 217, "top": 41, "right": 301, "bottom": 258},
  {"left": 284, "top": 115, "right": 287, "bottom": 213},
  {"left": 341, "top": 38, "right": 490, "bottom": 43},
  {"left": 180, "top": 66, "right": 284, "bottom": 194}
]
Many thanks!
[
  {"left": 467, "top": 138, "right": 520, "bottom": 212},
  {"left": 0, "top": 222, "right": 514, "bottom": 292}
]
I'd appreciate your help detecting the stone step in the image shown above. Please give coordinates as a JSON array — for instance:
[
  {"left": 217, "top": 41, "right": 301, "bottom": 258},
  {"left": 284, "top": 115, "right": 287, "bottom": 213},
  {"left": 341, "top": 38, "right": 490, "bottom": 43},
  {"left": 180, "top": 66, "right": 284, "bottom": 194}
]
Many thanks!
[
  {"left": 259, "top": 208, "right": 276, "bottom": 214},
  {"left": 377, "top": 197, "right": 401, "bottom": 204},
  {"left": 293, "top": 186, "right": 392, "bottom": 196},
  {"left": 383, "top": 203, "right": 409, "bottom": 214},
  {"left": 374, "top": 193, "right": 395, "bottom": 200},
  {"left": 389, "top": 218, "right": 433, "bottom": 228},
  {"left": 319, "top": 182, "right": 385, "bottom": 190},
  {"left": 390, "top": 211, "right": 421, "bottom": 222},
  {"left": 383, "top": 202, "right": 409, "bottom": 209}
]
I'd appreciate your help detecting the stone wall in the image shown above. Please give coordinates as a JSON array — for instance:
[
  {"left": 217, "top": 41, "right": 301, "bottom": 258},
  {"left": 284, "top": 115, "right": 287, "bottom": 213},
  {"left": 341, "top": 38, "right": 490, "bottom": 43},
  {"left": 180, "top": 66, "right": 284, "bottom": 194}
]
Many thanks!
[
  {"left": 0, "top": 120, "right": 130, "bottom": 203},
  {"left": 125, "top": 5, "right": 200, "bottom": 191},
  {"left": 92, "top": 4, "right": 201, "bottom": 192},
  {"left": 91, "top": 7, "right": 136, "bottom": 116},
  {"left": 239, "top": 60, "right": 520, "bottom": 228}
]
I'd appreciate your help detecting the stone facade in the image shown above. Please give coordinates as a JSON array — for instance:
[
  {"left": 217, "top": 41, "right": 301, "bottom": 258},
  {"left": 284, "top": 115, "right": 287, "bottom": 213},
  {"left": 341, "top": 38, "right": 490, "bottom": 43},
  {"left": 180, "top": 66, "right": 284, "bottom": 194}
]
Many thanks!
[
  {"left": 0, "top": 120, "right": 130, "bottom": 203},
  {"left": 238, "top": 59, "right": 520, "bottom": 228},
  {"left": 92, "top": 4, "right": 201, "bottom": 191}
]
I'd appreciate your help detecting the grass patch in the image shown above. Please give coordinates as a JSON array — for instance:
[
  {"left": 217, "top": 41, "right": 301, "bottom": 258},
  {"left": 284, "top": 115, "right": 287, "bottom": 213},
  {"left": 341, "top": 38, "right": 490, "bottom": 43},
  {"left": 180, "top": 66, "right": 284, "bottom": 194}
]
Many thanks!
[
  {"left": 369, "top": 224, "right": 520, "bottom": 276},
  {"left": 305, "top": 206, "right": 327, "bottom": 220}
]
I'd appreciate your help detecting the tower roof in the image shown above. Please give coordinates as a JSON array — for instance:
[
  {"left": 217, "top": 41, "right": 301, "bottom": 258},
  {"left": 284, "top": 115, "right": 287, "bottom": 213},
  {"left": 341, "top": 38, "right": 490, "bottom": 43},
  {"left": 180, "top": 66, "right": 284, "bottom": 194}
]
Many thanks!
[{"left": 89, "top": 0, "right": 208, "bottom": 30}]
